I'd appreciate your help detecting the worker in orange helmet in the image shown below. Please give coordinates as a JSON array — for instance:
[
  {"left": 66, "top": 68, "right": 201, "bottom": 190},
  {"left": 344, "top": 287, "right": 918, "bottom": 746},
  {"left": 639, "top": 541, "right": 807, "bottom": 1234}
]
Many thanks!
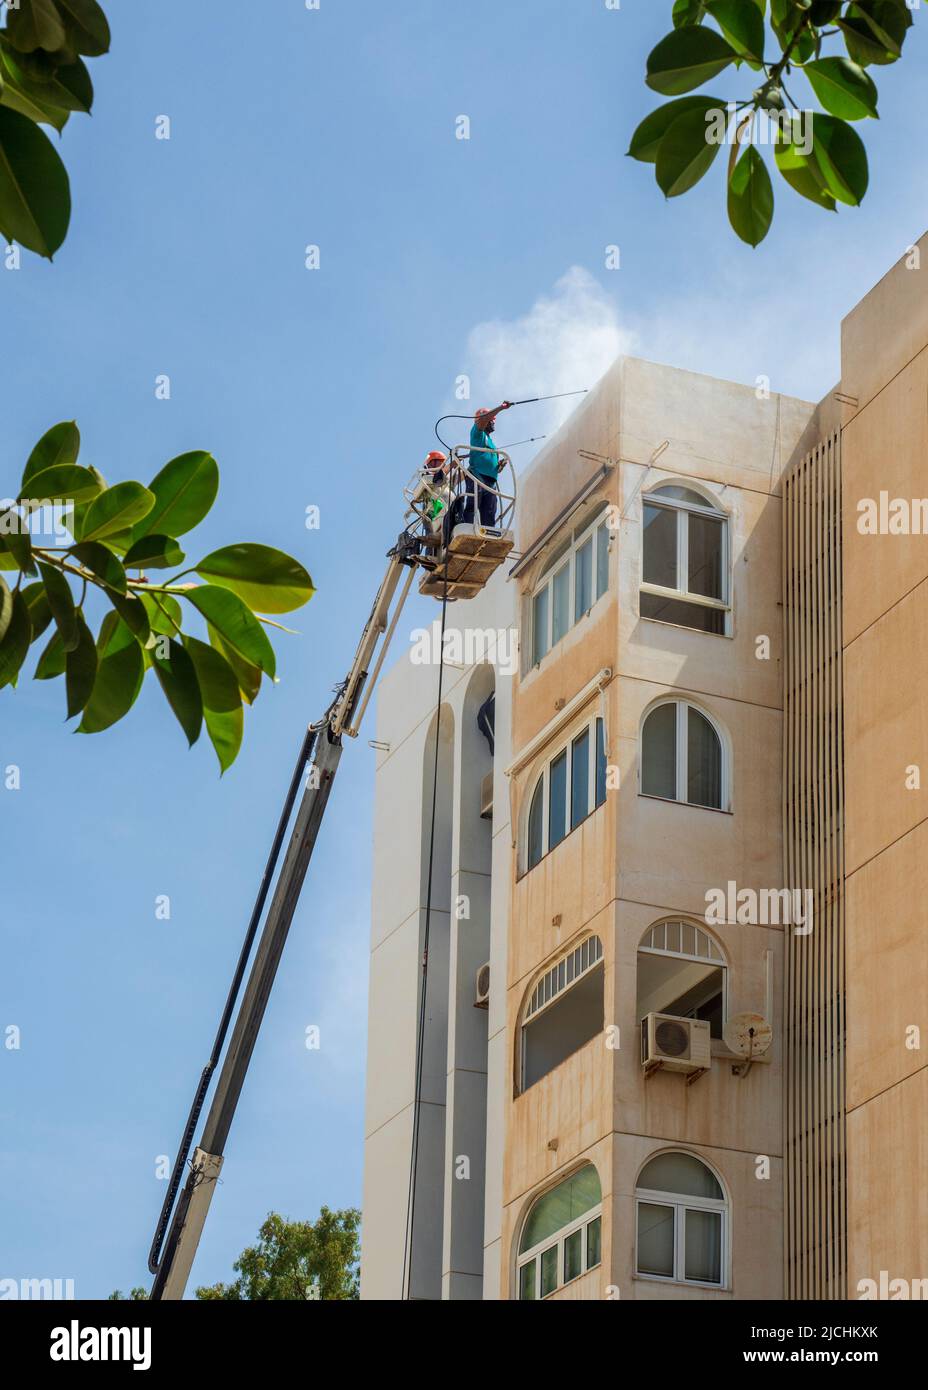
[{"left": 462, "top": 401, "right": 512, "bottom": 529}]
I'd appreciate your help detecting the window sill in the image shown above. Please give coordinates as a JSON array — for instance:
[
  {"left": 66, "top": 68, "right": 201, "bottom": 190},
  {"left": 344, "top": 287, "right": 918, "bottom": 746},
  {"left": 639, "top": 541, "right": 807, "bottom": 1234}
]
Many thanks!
[{"left": 638, "top": 792, "right": 732, "bottom": 817}]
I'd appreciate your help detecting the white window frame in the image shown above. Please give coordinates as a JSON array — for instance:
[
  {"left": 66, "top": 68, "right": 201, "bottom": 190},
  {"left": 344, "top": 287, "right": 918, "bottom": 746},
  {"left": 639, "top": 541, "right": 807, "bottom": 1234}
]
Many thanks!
[
  {"left": 525, "top": 716, "right": 607, "bottom": 872},
  {"left": 635, "top": 1155, "right": 729, "bottom": 1290},
  {"left": 529, "top": 509, "right": 612, "bottom": 668},
  {"left": 640, "top": 484, "right": 730, "bottom": 634},
  {"left": 639, "top": 698, "right": 730, "bottom": 813},
  {"left": 517, "top": 1202, "right": 603, "bottom": 1299},
  {"left": 637, "top": 920, "right": 729, "bottom": 1030}
]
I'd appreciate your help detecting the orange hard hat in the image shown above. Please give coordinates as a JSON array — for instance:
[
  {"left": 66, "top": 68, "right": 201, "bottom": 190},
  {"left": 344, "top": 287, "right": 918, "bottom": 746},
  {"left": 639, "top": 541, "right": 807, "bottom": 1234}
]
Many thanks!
[{"left": 424, "top": 450, "right": 446, "bottom": 468}]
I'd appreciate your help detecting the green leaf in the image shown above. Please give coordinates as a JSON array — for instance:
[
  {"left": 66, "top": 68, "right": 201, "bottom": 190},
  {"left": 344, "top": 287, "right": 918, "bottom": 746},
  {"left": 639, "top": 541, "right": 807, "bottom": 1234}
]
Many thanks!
[
  {"left": 804, "top": 57, "right": 878, "bottom": 120},
  {"left": 107, "top": 590, "right": 151, "bottom": 645},
  {"left": 655, "top": 106, "right": 723, "bottom": 197},
  {"left": 65, "top": 608, "right": 96, "bottom": 716},
  {"left": 79, "top": 482, "right": 156, "bottom": 542},
  {"left": 706, "top": 1, "right": 765, "bottom": 62},
  {"left": 71, "top": 541, "right": 128, "bottom": 594},
  {"left": 53, "top": 0, "right": 112, "bottom": 57},
  {"left": 34, "top": 629, "right": 66, "bottom": 680},
  {"left": 0, "top": 589, "right": 32, "bottom": 688},
  {"left": 628, "top": 95, "right": 721, "bottom": 163},
  {"left": 0, "top": 43, "right": 93, "bottom": 114},
  {"left": 78, "top": 620, "right": 145, "bottom": 733},
  {"left": 673, "top": 0, "right": 708, "bottom": 25},
  {"left": 0, "top": 45, "right": 69, "bottom": 130},
  {"left": 646, "top": 27, "right": 738, "bottom": 96},
  {"left": 22, "top": 420, "right": 80, "bottom": 488},
  {"left": 208, "top": 621, "right": 262, "bottom": 706},
  {"left": 775, "top": 136, "right": 837, "bottom": 208},
  {"left": 183, "top": 585, "right": 276, "bottom": 678},
  {"left": 140, "top": 591, "right": 182, "bottom": 637},
  {"left": 123, "top": 534, "right": 186, "bottom": 571},
  {"left": 152, "top": 638, "right": 203, "bottom": 747},
  {"left": 0, "top": 574, "right": 12, "bottom": 645},
  {"left": 19, "top": 463, "right": 101, "bottom": 506},
  {"left": 132, "top": 451, "right": 219, "bottom": 542},
  {"left": 4, "top": 0, "right": 67, "bottom": 54},
  {"left": 807, "top": 113, "right": 869, "bottom": 205},
  {"left": 22, "top": 581, "right": 53, "bottom": 641},
  {"left": 193, "top": 544, "right": 315, "bottom": 615},
  {"left": 0, "top": 105, "right": 70, "bottom": 258},
  {"left": 183, "top": 635, "right": 243, "bottom": 773},
  {"left": 839, "top": 2, "right": 911, "bottom": 66},
  {"left": 37, "top": 560, "right": 79, "bottom": 651},
  {"left": 728, "top": 144, "right": 774, "bottom": 246},
  {"left": 0, "top": 514, "right": 35, "bottom": 574}
]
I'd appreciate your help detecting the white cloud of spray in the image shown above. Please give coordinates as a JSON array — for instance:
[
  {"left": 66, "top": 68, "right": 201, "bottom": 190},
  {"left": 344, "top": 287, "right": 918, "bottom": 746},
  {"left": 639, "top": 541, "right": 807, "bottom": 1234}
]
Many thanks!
[
  {"left": 462, "top": 261, "right": 845, "bottom": 465},
  {"left": 465, "top": 266, "right": 637, "bottom": 449}
]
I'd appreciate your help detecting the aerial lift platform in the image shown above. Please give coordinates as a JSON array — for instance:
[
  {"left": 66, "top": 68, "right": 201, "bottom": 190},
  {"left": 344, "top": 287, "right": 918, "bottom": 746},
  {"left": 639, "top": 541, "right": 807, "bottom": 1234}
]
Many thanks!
[{"left": 146, "top": 445, "right": 515, "bottom": 1299}]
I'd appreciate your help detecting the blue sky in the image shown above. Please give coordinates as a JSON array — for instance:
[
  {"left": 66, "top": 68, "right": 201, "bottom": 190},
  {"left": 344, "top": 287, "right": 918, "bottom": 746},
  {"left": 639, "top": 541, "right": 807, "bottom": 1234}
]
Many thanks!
[{"left": 1, "top": 0, "right": 925, "bottom": 1298}]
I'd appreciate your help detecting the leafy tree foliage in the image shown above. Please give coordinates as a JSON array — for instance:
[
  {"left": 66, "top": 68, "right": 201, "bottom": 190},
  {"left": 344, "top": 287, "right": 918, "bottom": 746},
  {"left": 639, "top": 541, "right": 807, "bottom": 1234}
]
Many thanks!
[
  {"left": 0, "top": 0, "right": 111, "bottom": 258},
  {"left": 194, "top": 1209, "right": 361, "bottom": 1301},
  {"left": 630, "top": 1, "right": 914, "bottom": 245},
  {"left": 1, "top": 422, "right": 315, "bottom": 772},
  {"left": 108, "top": 1287, "right": 148, "bottom": 1300}
]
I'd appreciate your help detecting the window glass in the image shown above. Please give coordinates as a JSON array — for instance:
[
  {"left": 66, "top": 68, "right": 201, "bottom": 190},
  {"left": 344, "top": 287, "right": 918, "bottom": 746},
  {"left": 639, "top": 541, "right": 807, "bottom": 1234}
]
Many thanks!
[
  {"left": 552, "top": 564, "right": 570, "bottom": 646},
  {"left": 564, "top": 1229, "right": 582, "bottom": 1283},
  {"left": 688, "top": 511, "right": 724, "bottom": 600},
  {"left": 640, "top": 590, "right": 725, "bottom": 633},
  {"left": 571, "top": 728, "right": 589, "bottom": 830},
  {"left": 527, "top": 778, "right": 544, "bottom": 869},
  {"left": 595, "top": 717, "right": 607, "bottom": 808},
  {"left": 687, "top": 707, "right": 722, "bottom": 809},
  {"left": 595, "top": 521, "right": 609, "bottom": 599},
  {"left": 641, "top": 703, "right": 676, "bottom": 800},
  {"left": 651, "top": 485, "right": 709, "bottom": 506},
  {"left": 685, "top": 1209, "right": 722, "bottom": 1284},
  {"left": 520, "top": 1166, "right": 602, "bottom": 1251},
  {"left": 540, "top": 1245, "right": 558, "bottom": 1297},
  {"left": 532, "top": 587, "right": 549, "bottom": 666},
  {"left": 574, "top": 537, "right": 593, "bottom": 620},
  {"left": 637, "top": 1202, "right": 674, "bottom": 1278},
  {"left": 519, "top": 1260, "right": 536, "bottom": 1300},
  {"left": 639, "top": 1152, "right": 723, "bottom": 1201},
  {"left": 548, "top": 749, "right": 567, "bottom": 849},
  {"left": 642, "top": 503, "right": 677, "bottom": 589},
  {"left": 586, "top": 1215, "right": 602, "bottom": 1270}
]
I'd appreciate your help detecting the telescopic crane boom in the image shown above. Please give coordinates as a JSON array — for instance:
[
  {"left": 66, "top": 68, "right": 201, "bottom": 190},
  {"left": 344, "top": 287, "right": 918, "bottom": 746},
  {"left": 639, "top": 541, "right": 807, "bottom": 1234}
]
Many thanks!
[{"left": 147, "top": 450, "right": 515, "bottom": 1299}]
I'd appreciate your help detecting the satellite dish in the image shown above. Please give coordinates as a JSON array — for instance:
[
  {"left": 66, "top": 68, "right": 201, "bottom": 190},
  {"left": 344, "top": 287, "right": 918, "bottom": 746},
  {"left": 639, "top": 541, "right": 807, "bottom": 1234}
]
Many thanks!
[{"left": 724, "top": 1012, "right": 772, "bottom": 1059}]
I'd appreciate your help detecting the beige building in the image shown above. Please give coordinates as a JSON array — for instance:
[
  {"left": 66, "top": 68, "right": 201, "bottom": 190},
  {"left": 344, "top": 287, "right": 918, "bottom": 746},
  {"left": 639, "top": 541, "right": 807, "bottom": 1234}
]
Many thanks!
[{"left": 360, "top": 239, "right": 928, "bottom": 1300}]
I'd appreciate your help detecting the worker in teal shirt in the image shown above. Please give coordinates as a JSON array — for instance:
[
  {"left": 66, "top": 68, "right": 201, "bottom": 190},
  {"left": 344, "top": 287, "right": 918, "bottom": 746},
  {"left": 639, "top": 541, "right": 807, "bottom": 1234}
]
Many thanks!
[{"left": 463, "top": 401, "right": 512, "bottom": 528}]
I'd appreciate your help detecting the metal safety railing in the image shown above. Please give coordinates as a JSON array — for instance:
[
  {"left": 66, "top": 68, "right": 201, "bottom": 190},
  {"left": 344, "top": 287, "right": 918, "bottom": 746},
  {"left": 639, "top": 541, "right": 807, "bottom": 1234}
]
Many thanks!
[{"left": 403, "top": 445, "right": 515, "bottom": 542}]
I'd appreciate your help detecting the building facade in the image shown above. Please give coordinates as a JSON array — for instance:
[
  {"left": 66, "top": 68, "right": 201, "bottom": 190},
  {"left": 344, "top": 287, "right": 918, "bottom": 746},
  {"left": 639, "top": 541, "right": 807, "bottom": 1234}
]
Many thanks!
[{"left": 360, "top": 239, "right": 928, "bottom": 1300}]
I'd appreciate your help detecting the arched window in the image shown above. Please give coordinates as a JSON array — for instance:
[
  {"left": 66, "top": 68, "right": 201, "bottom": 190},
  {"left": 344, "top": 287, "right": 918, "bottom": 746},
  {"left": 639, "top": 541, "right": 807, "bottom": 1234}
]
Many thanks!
[
  {"left": 525, "top": 717, "right": 608, "bottom": 871},
  {"left": 518, "top": 1165, "right": 602, "bottom": 1299},
  {"left": 637, "top": 920, "right": 726, "bottom": 1039},
  {"left": 520, "top": 935, "right": 604, "bottom": 1090},
  {"left": 530, "top": 509, "right": 611, "bottom": 666},
  {"left": 636, "top": 1152, "right": 727, "bottom": 1287},
  {"left": 640, "top": 699, "right": 727, "bottom": 811},
  {"left": 641, "top": 483, "right": 729, "bottom": 634}
]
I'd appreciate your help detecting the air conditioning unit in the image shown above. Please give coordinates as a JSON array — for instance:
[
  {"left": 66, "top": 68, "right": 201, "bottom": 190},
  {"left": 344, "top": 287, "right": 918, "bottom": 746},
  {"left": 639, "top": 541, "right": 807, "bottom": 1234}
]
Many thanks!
[
  {"left": 479, "top": 771, "right": 493, "bottom": 819},
  {"left": 474, "top": 962, "right": 490, "bottom": 1009},
  {"left": 641, "top": 1013, "right": 711, "bottom": 1074}
]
